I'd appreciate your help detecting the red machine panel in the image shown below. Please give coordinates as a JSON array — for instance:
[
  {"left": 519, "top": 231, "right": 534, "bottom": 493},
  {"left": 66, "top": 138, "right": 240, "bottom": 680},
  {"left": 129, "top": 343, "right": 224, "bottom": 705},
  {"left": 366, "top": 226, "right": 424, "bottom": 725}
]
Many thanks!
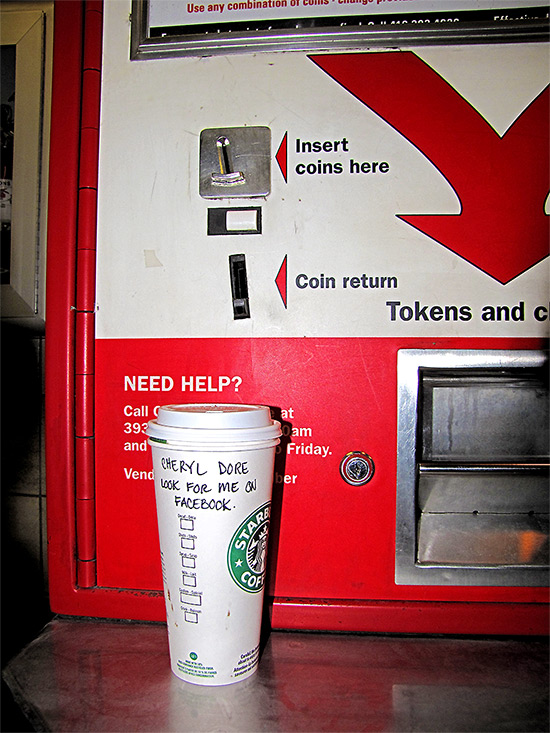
[{"left": 45, "top": 0, "right": 549, "bottom": 634}]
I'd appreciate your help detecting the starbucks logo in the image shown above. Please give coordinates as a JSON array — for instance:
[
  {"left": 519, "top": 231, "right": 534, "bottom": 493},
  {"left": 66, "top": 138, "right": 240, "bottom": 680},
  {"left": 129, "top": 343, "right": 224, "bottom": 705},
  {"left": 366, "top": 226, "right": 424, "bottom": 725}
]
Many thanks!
[{"left": 227, "top": 503, "right": 270, "bottom": 593}]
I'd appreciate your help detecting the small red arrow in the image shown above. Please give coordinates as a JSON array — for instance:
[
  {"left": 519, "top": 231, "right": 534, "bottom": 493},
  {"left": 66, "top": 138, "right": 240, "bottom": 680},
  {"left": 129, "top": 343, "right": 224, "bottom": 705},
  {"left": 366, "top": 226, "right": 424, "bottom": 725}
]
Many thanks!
[
  {"left": 310, "top": 52, "right": 549, "bottom": 284},
  {"left": 276, "top": 255, "right": 287, "bottom": 308},
  {"left": 276, "top": 132, "right": 288, "bottom": 183}
]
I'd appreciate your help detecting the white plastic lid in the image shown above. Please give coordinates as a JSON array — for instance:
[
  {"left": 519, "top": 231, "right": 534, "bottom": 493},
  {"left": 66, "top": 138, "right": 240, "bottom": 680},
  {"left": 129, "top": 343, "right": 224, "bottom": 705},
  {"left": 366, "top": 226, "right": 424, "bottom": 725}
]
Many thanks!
[
  {"left": 147, "top": 403, "right": 281, "bottom": 445},
  {"left": 157, "top": 403, "right": 274, "bottom": 429}
]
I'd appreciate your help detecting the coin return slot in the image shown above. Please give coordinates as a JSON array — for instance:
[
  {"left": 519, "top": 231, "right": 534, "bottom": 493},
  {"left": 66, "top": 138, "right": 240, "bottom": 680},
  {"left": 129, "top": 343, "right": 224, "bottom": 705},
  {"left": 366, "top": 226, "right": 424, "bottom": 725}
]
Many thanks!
[{"left": 229, "top": 254, "right": 250, "bottom": 320}]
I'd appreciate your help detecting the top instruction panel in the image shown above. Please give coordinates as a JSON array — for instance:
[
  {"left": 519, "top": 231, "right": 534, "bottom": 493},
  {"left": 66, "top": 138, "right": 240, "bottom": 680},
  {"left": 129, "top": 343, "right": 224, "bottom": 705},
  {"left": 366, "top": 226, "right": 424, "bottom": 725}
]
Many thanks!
[{"left": 131, "top": 0, "right": 550, "bottom": 58}]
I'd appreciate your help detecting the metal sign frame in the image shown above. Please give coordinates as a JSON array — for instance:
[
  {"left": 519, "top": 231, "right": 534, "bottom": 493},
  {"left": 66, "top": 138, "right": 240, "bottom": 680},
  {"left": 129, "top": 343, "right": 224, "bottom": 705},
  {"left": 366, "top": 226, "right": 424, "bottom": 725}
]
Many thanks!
[{"left": 131, "top": 0, "right": 549, "bottom": 59}]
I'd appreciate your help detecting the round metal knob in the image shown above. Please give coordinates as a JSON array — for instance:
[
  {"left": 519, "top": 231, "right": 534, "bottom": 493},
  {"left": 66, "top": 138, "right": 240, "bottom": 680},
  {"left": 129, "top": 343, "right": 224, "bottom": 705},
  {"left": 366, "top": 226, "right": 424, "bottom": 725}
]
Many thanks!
[{"left": 339, "top": 451, "right": 375, "bottom": 486}]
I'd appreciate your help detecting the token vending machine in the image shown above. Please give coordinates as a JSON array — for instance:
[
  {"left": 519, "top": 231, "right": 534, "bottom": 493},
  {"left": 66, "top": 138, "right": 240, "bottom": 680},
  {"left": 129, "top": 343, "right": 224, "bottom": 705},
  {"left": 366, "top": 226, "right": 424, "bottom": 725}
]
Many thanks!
[{"left": 46, "top": 0, "right": 549, "bottom": 633}]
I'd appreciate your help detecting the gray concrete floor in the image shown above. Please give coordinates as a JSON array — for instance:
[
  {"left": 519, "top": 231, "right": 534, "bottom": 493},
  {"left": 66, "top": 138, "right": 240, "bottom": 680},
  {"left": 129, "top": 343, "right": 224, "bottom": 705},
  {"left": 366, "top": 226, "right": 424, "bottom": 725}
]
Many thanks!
[{"left": 3, "top": 617, "right": 549, "bottom": 732}]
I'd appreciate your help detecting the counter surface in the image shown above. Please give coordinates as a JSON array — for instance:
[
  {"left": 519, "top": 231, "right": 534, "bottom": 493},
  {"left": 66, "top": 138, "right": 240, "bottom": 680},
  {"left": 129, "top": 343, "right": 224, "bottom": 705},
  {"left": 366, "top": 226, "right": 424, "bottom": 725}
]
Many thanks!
[{"left": 3, "top": 617, "right": 549, "bottom": 731}]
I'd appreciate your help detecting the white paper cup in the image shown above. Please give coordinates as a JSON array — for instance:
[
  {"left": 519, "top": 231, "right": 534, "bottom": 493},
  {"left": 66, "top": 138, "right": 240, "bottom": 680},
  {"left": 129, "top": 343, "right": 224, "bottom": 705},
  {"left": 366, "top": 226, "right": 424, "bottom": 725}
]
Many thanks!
[{"left": 147, "top": 404, "right": 281, "bottom": 686}]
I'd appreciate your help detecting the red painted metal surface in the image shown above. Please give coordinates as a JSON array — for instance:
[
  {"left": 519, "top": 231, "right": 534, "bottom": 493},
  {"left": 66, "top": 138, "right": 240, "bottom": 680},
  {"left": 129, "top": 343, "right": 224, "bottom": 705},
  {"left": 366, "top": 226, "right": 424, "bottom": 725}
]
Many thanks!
[
  {"left": 74, "top": 374, "right": 94, "bottom": 438},
  {"left": 91, "top": 336, "right": 548, "bottom": 615},
  {"left": 270, "top": 599, "right": 550, "bottom": 636},
  {"left": 45, "top": 0, "right": 84, "bottom": 606},
  {"left": 78, "top": 128, "right": 100, "bottom": 190},
  {"left": 76, "top": 559, "right": 97, "bottom": 589},
  {"left": 74, "top": 0, "right": 102, "bottom": 587},
  {"left": 76, "top": 189, "right": 98, "bottom": 255},
  {"left": 76, "top": 499, "right": 96, "bottom": 562},
  {"left": 75, "top": 249, "right": 97, "bottom": 313},
  {"left": 75, "top": 437, "right": 95, "bottom": 501},
  {"left": 75, "top": 311, "right": 94, "bottom": 375},
  {"left": 80, "top": 69, "right": 102, "bottom": 130},
  {"left": 47, "top": 0, "right": 102, "bottom": 596},
  {"left": 83, "top": 4, "right": 103, "bottom": 71}
]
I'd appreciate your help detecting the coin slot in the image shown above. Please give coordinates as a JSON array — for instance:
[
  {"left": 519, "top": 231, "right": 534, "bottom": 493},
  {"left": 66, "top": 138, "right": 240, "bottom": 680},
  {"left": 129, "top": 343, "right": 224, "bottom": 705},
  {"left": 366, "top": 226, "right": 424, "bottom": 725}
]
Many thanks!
[
  {"left": 212, "top": 136, "right": 246, "bottom": 186},
  {"left": 199, "top": 127, "right": 271, "bottom": 199}
]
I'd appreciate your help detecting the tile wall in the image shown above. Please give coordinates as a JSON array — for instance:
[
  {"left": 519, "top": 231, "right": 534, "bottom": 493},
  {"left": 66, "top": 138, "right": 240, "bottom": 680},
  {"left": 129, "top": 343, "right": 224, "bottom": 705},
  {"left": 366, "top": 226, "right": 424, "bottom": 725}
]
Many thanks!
[{"left": 1, "top": 325, "right": 52, "bottom": 665}]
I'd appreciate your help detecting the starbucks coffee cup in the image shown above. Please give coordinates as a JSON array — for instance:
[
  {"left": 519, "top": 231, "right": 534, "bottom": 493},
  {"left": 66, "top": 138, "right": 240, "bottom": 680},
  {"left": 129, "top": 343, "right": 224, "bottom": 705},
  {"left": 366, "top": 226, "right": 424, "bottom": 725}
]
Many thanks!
[{"left": 147, "top": 404, "right": 281, "bottom": 686}]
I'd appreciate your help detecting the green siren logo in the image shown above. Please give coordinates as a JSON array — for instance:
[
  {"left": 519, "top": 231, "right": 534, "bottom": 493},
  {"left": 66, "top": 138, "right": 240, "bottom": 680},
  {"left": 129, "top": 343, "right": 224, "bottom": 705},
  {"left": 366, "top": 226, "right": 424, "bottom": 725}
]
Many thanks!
[{"left": 227, "top": 502, "right": 270, "bottom": 593}]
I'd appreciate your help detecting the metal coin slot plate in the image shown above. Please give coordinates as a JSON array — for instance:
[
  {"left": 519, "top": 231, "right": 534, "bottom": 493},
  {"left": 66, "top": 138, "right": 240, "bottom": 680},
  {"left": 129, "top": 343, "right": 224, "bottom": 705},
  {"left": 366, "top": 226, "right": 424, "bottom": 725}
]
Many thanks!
[{"left": 200, "top": 127, "right": 271, "bottom": 199}]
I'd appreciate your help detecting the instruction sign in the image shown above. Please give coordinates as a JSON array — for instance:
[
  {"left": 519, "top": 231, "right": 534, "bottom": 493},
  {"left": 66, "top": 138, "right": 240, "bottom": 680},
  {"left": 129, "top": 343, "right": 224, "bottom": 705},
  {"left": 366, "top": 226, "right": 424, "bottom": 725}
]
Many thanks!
[{"left": 149, "top": 0, "right": 549, "bottom": 27}]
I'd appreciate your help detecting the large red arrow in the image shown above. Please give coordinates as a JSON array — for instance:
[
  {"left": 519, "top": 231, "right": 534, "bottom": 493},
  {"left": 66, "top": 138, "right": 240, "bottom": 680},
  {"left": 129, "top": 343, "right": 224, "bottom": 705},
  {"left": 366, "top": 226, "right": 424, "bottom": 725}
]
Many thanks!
[{"left": 310, "top": 52, "right": 549, "bottom": 284}]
